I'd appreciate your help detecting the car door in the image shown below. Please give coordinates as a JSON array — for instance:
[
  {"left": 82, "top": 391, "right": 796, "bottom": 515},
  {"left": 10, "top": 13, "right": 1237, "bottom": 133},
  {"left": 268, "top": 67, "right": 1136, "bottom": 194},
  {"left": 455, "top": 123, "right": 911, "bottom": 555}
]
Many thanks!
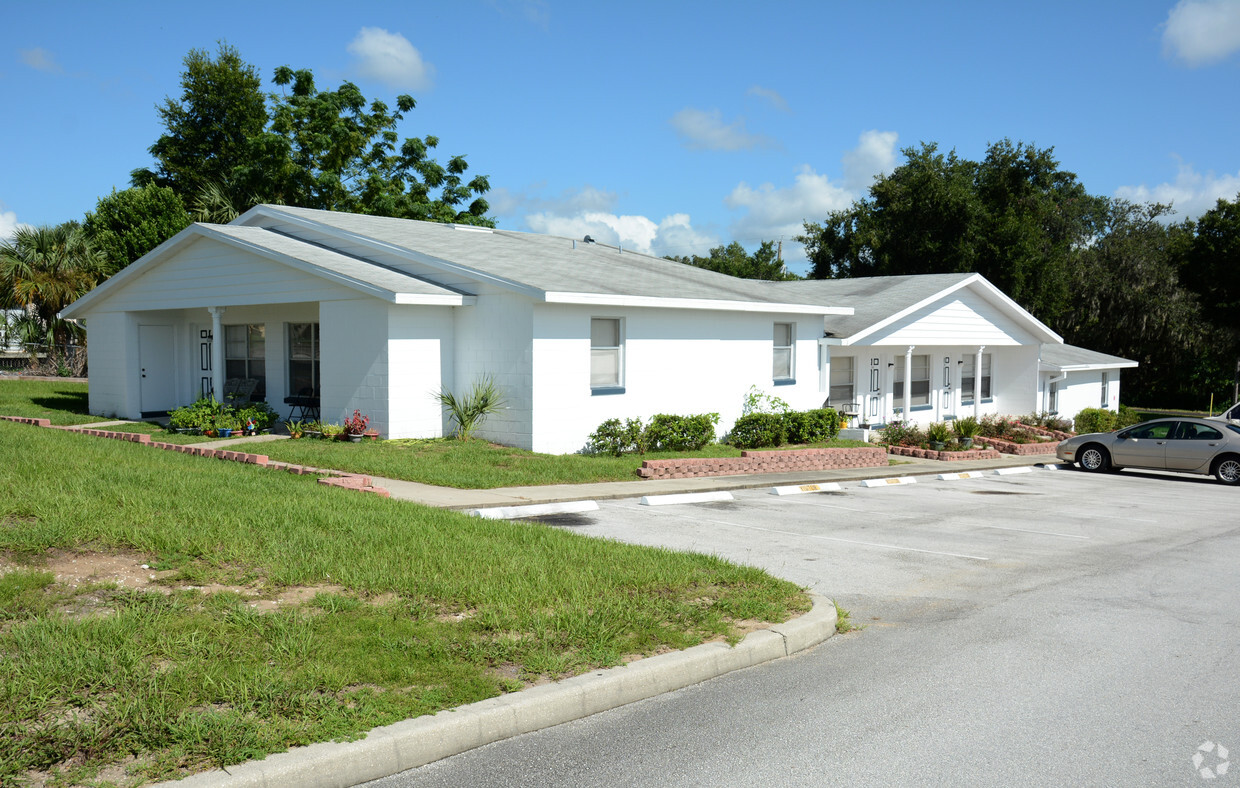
[
  {"left": 1110, "top": 421, "right": 1175, "bottom": 470},
  {"left": 1165, "top": 421, "right": 1225, "bottom": 472}
]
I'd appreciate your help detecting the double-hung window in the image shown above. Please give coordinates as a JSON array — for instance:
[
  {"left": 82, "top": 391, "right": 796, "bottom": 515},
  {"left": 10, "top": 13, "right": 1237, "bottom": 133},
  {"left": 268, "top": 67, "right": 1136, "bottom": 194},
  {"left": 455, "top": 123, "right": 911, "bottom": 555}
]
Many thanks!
[
  {"left": 893, "top": 354, "right": 931, "bottom": 409},
  {"left": 961, "top": 353, "right": 992, "bottom": 404},
  {"left": 1100, "top": 372, "right": 1109, "bottom": 408},
  {"left": 773, "top": 323, "right": 794, "bottom": 383},
  {"left": 829, "top": 356, "right": 854, "bottom": 406},
  {"left": 287, "top": 323, "right": 320, "bottom": 395},
  {"left": 591, "top": 318, "right": 624, "bottom": 393},
  {"left": 224, "top": 324, "right": 266, "bottom": 398}
]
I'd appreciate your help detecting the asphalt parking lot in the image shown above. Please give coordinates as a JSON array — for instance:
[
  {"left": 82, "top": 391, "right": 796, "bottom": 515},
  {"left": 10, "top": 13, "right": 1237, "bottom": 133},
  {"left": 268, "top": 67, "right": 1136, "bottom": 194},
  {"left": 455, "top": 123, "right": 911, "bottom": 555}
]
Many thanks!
[{"left": 369, "top": 466, "right": 1240, "bottom": 787}]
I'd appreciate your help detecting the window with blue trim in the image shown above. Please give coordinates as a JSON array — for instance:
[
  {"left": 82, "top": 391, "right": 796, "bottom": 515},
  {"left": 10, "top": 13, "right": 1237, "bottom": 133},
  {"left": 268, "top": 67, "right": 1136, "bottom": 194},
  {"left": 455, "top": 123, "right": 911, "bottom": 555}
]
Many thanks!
[
  {"left": 773, "top": 323, "right": 794, "bottom": 382},
  {"left": 893, "top": 354, "right": 930, "bottom": 408}
]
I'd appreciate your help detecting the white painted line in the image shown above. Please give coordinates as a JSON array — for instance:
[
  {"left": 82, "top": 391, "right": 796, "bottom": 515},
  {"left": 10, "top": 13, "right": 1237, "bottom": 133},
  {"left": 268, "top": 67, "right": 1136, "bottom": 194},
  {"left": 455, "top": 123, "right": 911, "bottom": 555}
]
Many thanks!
[
  {"left": 977, "top": 524, "right": 1090, "bottom": 540},
  {"left": 660, "top": 513, "right": 990, "bottom": 561},
  {"left": 470, "top": 500, "right": 599, "bottom": 520},
  {"left": 937, "top": 471, "right": 987, "bottom": 481},
  {"left": 993, "top": 466, "right": 1034, "bottom": 475},
  {"left": 860, "top": 476, "right": 917, "bottom": 487},
  {"left": 640, "top": 491, "right": 734, "bottom": 506},
  {"left": 769, "top": 482, "right": 842, "bottom": 496}
]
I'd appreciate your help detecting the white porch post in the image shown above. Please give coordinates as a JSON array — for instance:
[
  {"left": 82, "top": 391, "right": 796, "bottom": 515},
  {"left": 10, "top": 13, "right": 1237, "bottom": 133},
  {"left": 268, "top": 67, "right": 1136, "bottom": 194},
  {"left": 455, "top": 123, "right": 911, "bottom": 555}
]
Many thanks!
[
  {"left": 903, "top": 345, "right": 914, "bottom": 419},
  {"left": 208, "top": 306, "right": 225, "bottom": 401},
  {"left": 973, "top": 345, "right": 985, "bottom": 419}
]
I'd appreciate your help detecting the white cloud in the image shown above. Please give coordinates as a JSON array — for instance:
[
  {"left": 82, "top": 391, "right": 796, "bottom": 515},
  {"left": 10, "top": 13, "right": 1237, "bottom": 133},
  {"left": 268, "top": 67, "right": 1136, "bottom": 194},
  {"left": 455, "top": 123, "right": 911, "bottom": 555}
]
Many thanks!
[
  {"left": 670, "top": 108, "right": 779, "bottom": 152},
  {"left": 1162, "top": 0, "right": 1240, "bottom": 66},
  {"left": 1114, "top": 160, "right": 1240, "bottom": 218},
  {"left": 841, "top": 130, "right": 899, "bottom": 192},
  {"left": 347, "top": 27, "right": 434, "bottom": 91},
  {"left": 1, "top": 208, "right": 26, "bottom": 244},
  {"left": 524, "top": 210, "right": 716, "bottom": 257},
  {"left": 746, "top": 85, "right": 789, "bottom": 112},
  {"left": 723, "top": 131, "right": 900, "bottom": 264},
  {"left": 489, "top": 184, "right": 617, "bottom": 219},
  {"left": 19, "top": 47, "right": 61, "bottom": 73}
]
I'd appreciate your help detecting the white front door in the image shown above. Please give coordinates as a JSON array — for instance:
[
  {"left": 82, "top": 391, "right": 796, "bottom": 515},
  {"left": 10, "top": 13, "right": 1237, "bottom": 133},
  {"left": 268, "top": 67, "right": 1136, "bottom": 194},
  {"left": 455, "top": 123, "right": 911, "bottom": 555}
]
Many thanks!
[{"left": 138, "top": 325, "right": 176, "bottom": 414}]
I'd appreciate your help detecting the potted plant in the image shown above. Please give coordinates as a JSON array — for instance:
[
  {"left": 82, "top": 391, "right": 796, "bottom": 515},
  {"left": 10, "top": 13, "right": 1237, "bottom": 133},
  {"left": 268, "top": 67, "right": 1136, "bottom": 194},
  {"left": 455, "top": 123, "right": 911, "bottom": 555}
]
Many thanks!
[
  {"left": 286, "top": 419, "right": 306, "bottom": 439},
  {"left": 343, "top": 410, "right": 369, "bottom": 443},
  {"left": 320, "top": 422, "right": 345, "bottom": 440},
  {"left": 304, "top": 420, "right": 323, "bottom": 439},
  {"left": 953, "top": 416, "right": 979, "bottom": 449},
  {"left": 926, "top": 421, "right": 951, "bottom": 451}
]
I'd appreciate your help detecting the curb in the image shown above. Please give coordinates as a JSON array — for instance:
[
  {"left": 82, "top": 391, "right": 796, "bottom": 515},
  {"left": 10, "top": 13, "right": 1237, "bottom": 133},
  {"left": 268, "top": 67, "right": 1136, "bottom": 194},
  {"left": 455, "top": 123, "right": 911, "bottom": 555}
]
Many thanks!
[{"left": 155, "top": 593, "right": 837, "bottom": 788}]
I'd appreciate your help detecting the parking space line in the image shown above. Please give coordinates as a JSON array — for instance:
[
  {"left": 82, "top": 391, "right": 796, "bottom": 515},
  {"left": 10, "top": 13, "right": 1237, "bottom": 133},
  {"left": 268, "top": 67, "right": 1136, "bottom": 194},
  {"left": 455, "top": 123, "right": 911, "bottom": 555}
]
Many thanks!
[
  {"left": 660, "top": 512, "right": 991, "bottom": 562},
  {"left": 976, "top": 524, "right": 1090, "bottom": 539}
]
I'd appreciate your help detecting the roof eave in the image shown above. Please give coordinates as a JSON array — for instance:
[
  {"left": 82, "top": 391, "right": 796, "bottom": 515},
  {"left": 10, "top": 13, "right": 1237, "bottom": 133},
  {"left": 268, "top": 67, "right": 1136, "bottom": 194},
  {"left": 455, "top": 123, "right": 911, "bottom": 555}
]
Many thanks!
[{"left": 543, "top": 291, "right": 853, "bottom": 315}]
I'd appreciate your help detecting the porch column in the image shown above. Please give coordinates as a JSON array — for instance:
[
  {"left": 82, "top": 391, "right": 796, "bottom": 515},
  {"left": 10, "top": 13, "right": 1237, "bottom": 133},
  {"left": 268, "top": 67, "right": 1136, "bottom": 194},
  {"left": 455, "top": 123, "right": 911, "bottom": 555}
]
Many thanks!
[
  {"left": 903, "top": 346, "right": 914, "bottom": 419},
  {"left": 974, "top": 345, "right": 985, "bottom": 419},
  {"left": 208, "top": 306, "right": 225, "bottom": 401}
]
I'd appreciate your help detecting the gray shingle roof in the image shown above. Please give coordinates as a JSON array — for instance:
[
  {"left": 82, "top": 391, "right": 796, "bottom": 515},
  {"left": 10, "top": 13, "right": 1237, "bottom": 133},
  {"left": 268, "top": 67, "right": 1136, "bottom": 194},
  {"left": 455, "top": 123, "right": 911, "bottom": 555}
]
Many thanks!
[
  {"left": 1040, "top": 343, "right": 1138, "bottom": 369},
  {"left": 249, "top": 205, "right": 831, "bottom": 308},
  {"left": 205, "top": 225, "right": 468, "bottom": 299}
]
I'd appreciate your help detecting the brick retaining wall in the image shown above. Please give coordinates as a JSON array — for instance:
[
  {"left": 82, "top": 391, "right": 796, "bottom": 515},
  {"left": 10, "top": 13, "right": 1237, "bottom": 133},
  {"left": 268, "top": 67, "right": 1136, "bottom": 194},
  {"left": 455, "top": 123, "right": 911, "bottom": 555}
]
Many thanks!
[
  {"left": 887, "top": 445, "right": 1002, "bottom": 461},
  {"left": 1015, "top": 422, "right": 1074, "bottom": 441},
  {"left": 979, "top": 436, "right": 1060, "bottom": 455},
  {"left": 637, "top": 447, "right": 887, "bottom": 479}
]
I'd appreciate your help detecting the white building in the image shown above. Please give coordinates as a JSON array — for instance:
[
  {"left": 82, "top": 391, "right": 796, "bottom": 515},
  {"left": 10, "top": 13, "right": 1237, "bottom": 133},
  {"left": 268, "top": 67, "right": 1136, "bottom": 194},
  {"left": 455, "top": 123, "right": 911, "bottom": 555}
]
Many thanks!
[{"left": 60, "top": 206, "right": 1134, "bottom": 452}]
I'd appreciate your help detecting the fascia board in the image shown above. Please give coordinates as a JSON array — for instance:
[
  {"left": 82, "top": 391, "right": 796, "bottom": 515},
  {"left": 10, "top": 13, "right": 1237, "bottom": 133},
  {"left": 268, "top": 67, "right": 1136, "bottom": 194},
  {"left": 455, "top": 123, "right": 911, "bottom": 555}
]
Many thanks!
[
  {"left": 244, "top": 205, "right": 543, "bottom": 300},
  {"left": 544, "top": 291, "right": 853, "bottom": 315},
  {"left": 393, "top": 294, "right": 476, "bottom": 306},
  {"left": 1039, "top": 360, "right": 1140, "bottom": 372},
  {"left": 840, "top": 274, "right": 1062, "bottom": 345}
]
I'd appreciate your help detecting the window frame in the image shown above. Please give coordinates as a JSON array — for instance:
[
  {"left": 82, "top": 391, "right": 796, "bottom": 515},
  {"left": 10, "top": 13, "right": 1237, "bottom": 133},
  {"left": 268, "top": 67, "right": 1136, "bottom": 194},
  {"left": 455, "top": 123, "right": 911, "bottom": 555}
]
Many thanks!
[
  {"left": 892, "top": 354, "right": 932, "bottom": 410},
  {"left": 223, "top": 323, "right": 266, "bottom": 399},
  {"left": 590, "top": 317, "right": 625, "bottom": 394},
  {"left": 829, "top": 356, "right": 855, "bottom": 407},
  {"left": 773, "top": 322, "right": 795, "bottom": 385},
  {"left": 961, "top": 353, "right": 993, "bottom": 405},
  {"left": 286, "top": 322, "right": 320, "bottom": 397}
]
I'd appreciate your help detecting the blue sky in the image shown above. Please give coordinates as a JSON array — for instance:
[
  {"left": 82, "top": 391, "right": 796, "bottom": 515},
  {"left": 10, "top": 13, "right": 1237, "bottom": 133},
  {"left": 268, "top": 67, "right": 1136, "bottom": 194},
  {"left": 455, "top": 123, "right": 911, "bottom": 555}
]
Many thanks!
[{"left": 3, "top": 0, "right": 1239, "bottom": 274}]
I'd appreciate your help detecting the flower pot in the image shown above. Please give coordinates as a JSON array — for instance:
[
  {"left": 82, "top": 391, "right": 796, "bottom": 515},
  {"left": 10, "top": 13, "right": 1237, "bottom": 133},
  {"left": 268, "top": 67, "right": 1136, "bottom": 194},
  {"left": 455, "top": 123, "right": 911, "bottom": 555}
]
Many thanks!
[
  {"left": 218, "top": 428, "right": 233, "bottom": 437},
  {"left": 959, "top": 437, "right": 974, "bottom": 450},
  {"left": 929, "top": 440, "right": 945, "bottom": 451},
  {"left": 345, "top": 433, "right": 363, "bottom": 442}
]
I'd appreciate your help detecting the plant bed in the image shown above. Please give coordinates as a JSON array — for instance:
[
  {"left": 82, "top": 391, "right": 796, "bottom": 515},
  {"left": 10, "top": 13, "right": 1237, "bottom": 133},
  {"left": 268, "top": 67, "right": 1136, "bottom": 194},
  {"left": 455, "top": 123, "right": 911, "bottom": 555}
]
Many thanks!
[
  {"left": 636, "top": 446, "right": 887, "bottom": 479},
  {"left": 979, "top": 436, "right": 1061, "bottom": 455}
]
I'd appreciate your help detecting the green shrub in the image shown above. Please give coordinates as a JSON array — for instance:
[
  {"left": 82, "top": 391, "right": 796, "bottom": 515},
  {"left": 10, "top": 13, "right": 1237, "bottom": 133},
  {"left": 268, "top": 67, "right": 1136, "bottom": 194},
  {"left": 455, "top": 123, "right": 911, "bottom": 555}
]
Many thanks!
[
  {"left": 1074, "top": 407, "right": 1118, "bottom": 434},
  {"left": 926, "top": 421, "right": 952, "bottom": 443},
  {"left": 1116, "top": 404, "right": 1142, "bottom": 429},
  {"left": 438, "top": 376, "right": 506, "bottom": 440},
  {"left": 876, "top": 420, "right": 924, "bottom": 448},
  {"left": 237, "top": 401, "right": 279, "bottom": 431},
  {"left": 783, "top": 408, "right": 840, "bottom": 444},
  {"left": 644, "top": 413, "right": 719, "bottom": 452},
  {"left": 1021, "top": 411, "right": 1072, "bottom": 432},
  {"left": 729, "top": 412, "right": 787, "bottom": 449},
  {"left": 586, "top": 418, "right": 645, "bottom": 456},
  {"left": 953, "top": 416, "right": 980, "bottom": 439}
]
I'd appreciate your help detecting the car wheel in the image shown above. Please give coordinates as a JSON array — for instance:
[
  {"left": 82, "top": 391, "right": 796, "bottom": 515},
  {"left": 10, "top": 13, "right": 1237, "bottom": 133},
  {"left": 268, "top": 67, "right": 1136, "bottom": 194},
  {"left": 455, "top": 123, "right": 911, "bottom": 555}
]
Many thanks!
[
  {"left": 1214, "top": 455, "right": 1240, "bottom": 486},
  {"left": 1078, "top": 444, "right": 1110, "bottom": 472}
]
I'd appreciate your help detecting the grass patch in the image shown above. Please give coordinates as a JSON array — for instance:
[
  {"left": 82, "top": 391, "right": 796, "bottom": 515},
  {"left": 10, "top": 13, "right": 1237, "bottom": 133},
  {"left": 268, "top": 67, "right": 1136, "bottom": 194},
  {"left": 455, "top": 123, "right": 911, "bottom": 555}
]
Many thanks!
[
  {"left": 0, "top": 379, "right": 96, "bottom": 425},
  {"left": 0, "top": 421, "right": 807, "bottom": 784},
  {"left": 259, "top": 436, "right": 875, "bottom": 489}
]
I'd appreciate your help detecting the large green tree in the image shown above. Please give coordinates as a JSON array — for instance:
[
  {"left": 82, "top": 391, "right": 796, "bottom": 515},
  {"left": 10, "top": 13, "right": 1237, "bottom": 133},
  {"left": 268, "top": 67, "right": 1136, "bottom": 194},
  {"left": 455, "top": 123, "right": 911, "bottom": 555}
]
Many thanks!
[
  {"left": 83, "top": 184, "right": 192, "bottom": 274},
  {"left": 132, "top": 43, "right": 492, "bottom": 226},
  {"left": 798, "top": 140, "right": 1104, "bottom": 325},
  {"left": 0, "top": 223, "right": 105, "bottom": 349},
  {"left": 669, "top": 240, "right": 799, "bottom": 280},
  {"left": 1179, "top": 194, "right": 1240, "bottom": 402}
]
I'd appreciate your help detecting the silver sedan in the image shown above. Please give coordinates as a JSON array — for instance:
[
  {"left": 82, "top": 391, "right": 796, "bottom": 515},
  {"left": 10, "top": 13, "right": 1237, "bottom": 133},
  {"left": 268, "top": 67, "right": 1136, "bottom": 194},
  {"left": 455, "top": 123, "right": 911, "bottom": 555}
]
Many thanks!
[{"left": 1056, "top": 417, "right": 1240, "bottom": 485}]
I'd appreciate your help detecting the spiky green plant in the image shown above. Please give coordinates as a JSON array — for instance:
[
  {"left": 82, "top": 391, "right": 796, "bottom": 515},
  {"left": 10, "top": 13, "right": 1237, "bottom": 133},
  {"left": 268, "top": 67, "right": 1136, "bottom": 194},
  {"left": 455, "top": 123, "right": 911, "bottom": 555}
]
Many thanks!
[{"left": 437, "top": 375, "right": 506, "bottom": 440}]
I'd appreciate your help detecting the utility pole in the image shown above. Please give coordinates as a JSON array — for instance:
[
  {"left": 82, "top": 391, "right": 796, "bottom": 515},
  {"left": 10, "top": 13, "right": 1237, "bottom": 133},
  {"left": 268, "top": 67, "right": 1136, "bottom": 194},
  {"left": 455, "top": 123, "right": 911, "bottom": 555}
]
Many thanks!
[{"left": 777, "top": 240, "right": 784, "bottom": 279}]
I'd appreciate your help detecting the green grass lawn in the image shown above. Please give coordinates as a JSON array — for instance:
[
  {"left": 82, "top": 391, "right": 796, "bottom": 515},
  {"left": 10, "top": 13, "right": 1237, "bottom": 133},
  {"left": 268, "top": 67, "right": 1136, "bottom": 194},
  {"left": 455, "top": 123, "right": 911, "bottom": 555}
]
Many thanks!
[
  {"left": 0, "top": 421, "right": 808, "bottom": 786},
  {"left": 0, "top": 378, "right": 96, "bottom": 425}
]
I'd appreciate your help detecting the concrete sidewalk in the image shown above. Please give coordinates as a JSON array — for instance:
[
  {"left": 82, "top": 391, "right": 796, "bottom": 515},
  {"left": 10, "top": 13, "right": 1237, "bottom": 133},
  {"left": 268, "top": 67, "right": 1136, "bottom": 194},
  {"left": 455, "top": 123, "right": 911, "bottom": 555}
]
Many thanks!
[{"left": 369, "top": 453, "right": 1062, "bottom": 510}]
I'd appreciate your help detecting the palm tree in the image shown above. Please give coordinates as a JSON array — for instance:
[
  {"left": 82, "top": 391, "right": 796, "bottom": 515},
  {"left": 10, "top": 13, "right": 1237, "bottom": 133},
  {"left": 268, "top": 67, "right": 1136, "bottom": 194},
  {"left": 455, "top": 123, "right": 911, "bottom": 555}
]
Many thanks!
[{"left": 0, "top": 222, "right": 105, "bottom": 352}]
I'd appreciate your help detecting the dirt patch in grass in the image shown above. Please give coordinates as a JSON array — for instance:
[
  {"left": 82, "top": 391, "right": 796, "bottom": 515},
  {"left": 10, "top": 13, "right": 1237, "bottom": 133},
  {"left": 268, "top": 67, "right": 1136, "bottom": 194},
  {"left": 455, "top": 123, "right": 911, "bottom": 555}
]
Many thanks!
[{"left": 0, "top": 549, "right": 347, "bottom": 613}]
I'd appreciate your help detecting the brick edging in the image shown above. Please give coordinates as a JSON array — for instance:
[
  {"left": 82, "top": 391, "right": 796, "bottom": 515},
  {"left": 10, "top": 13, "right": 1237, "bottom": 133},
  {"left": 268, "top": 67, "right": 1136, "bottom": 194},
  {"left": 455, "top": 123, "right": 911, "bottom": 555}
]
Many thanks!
[
  {"left": 886, "top": 445, "right": 1002, "bottom": 461},
  {"left": 637, "top": 446, "right": 887, "bottom": 479},
  {"left": 0, "top": 415, "right": 389, "bottom": 497},
  {"left": 978, "top": 436, "right": 1061, "bottom": 455},
  {"left": 1015, "top": 422, "right": 1074, "bottom": 441}
]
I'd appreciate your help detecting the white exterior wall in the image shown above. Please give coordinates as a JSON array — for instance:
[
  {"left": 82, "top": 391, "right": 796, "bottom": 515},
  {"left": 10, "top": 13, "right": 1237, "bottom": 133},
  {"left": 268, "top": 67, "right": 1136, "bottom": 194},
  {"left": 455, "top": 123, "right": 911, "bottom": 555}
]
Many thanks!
[
  {"left": 451, "top": 292, "right": 535, "bottom": 448},
  {"left": 529, "top": 305, "right": 826, "bottom": 454},
  {"left": 1052, "top": 369, "right": 1122, "bottom": 421},
  {"left": 83, "top": 311, "right": 131, "bottom": 418},
  {"left": 386, "top": 304, "right": 454, "bottom": 439},
  {"left": 319, "top": 299, "right": 388, "bottom": 430}
]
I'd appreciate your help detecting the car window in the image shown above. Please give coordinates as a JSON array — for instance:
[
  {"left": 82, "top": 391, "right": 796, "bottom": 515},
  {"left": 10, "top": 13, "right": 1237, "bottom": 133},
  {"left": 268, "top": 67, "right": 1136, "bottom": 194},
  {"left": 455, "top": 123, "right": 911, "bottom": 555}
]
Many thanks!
[
  {"left": 1228, "top": 424, "right": 1240, "bottom": 437},
  {"left": 1127, "top": 423, "right": 1174, "bottom": 440},
  {"left": 1178, "top": 423, "right": 1223, "bottom": 440}
]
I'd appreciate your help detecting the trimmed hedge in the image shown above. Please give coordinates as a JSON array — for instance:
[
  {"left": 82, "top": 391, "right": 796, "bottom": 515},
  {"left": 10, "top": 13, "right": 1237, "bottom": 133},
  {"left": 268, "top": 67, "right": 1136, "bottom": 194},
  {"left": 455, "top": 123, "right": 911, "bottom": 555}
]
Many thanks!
[
  {"left": 729, "top": 407, "right": 841, "bottom": 449},
  {"left": 586, "top": 413, "right": 718, "bottom": 456}
]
